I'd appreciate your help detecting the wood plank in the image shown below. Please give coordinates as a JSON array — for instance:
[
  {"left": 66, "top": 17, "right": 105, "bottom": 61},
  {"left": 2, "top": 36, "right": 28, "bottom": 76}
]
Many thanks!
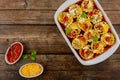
[
  {"left": 0, "top": 10, "right": 54, "bottom": 24},
  {"left": 0, "top": 11, "right": 119, "bottom": 24},
  {"left": 0, "top": 25, "right": 71, "bottom": 54},
  {"left": 0, "top": 25, "right": 119, "bottom": 54},
  {"left": 0, "top": 54, "right": 120, "bottom": 71},
  {"left": 0, "top": 0, "right": 119, "bottom": 11},
  {"left": 0, "top": 54, "right": 120, "bottom": 80},
  {"left": 0, "top": 71, "right": 117, "bottom": 80}
]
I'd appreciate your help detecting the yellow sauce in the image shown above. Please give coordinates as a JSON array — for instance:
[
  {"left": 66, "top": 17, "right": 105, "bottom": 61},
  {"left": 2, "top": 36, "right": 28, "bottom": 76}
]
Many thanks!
[{"left": 21, "top": 63, "right": 42, "bottom": 77}]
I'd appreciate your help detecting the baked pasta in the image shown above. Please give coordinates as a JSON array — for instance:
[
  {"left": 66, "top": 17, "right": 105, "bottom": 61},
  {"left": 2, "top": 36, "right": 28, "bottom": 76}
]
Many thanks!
[{"left": 57, "top": 0, "right": 116, "bottom": 60}]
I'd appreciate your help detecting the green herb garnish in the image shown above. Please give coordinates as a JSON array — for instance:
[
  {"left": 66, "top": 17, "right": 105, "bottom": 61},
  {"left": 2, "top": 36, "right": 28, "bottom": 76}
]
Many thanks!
[
  {"left": 81, "top": 13, "right": 87, "bottom": 18},
  {"left": 65, "top": 27, "right": 71, "bottom": 35},
  {"left": 22, "top": 50, "right": 38, "bottom": 61},
  {"left": 22, "top": 55, "right": 29, "bottom": 60},
  {"left": 30, "top": 56, "right": 36, "bottom": 61},
  {"left": 93, "top": 35, "right": 99, "bottom": 42},
  {"left": 31, "top": 50, "right": 37, "bottom": 55}
]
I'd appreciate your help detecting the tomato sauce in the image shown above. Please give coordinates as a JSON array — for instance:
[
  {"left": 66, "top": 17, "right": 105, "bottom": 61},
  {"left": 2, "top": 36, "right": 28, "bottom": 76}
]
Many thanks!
[{"left": 7, "top": 43, "right": 22, "bottom": 63}]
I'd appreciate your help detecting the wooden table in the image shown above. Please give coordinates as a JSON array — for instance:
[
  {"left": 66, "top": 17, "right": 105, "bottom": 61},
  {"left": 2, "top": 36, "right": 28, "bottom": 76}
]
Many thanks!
[{"left": 0, "top": 0, "right": 120, "bottom": 80}]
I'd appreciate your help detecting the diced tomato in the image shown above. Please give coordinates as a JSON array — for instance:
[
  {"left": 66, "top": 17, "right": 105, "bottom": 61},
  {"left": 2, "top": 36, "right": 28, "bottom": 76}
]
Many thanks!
[
  {"left": 80, "top": 49, "right": 92, "bottom": 56},
  {"left": 89, "top": 9, "right": 99, "bottom": 16},
  {"left": 105, "top": 36, "right": 111, "bottom": 42},
  {"left": 62, "top": 16, "right": 69, "bottom": 23},
  {"left": 108, "top": 28, "right": 112, "bottom": 33},
  {"left": 80, "top": 49, "right": 84, "bottom": 54},
  {"left": 87, "top": 32, "right": 91, "bottom": 39},
  {"left": 95, "top": 25, "right": 103, "bottom": 30},
  {"left": 86, "top": 50, "right": 90, "bottom": 55},
  {"left": 84, "top": 24, "right": 89, "bottom": 31},
  {"left": 67, "top": 31, "right": 76, "bottom": 38},
  {"left": 78, "top": 36, "right": 86, "bottom": 42},
  {"left": 84, "top": 1, "right": 89, "bottom": 9},
  {"left": 94, "top": 43, "right": 99, "bottom": 49}
]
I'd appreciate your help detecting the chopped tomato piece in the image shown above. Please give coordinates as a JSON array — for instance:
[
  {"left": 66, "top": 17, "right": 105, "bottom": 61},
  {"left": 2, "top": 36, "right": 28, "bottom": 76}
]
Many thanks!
[
  {"left": 87, "top": 32, "right": 91, "bottom": 39},
  {"left": 67, "top": 31, "right": 76, "bottom": 38},
  {"left": 62, "top": 16, "right": 69, "bottom": 23},
  {"left": 96, "top": 25, "right": 103, "bottom": 30},
  {"left": 84, "top": 24, "right": 89, "bottom": 31},
  {"left": 94, "top": 43, "right": 99, "bottom": 49},
  {"left": 105, "top": 36, "right": 111, "bottom": 42},
  {"left": 84, "top": 1, "right": 89, "bottom": 9},
  {"left": 78, "top": 36, "right": 86, "bottom": 42}
]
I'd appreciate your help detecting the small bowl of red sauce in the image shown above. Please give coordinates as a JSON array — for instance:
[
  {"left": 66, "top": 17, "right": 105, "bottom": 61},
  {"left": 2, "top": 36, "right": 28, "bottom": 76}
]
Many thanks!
[{"left": 5, "top": 42, "right": 23, "bottom": 65}]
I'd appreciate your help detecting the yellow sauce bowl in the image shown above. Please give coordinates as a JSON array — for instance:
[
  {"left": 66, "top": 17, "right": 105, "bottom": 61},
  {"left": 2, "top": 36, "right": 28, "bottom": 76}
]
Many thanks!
[{"left": 19, "top": 63, "right": 44, "bottom": 78}]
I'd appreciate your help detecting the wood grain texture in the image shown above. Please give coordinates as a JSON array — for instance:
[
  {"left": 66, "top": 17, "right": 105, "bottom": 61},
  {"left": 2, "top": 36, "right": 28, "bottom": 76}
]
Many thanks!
[
  {"left": 0, "top": 0, "right": 119, "bottom": 24},
  {"left": 0, "top": 25, "right": 119, "bottom": 54},
  {"left": 0, "top": 25, "right": 71, "bottom": 54},
  {"left": 0, "top": 0, "right": 119, "bottom": 11},
  {"left": 0, "top": 11, "right": 119, "bottom": 24},
  {"left": 0, "top": 54, "right": 120, "bottom": 80},
  {"left": 0, "top": 0, "right": 119, "bottom": 80}
]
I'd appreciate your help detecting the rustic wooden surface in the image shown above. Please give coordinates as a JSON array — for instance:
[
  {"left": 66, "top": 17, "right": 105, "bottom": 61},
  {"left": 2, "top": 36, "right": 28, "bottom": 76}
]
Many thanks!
[{"left": 0, "top": 0, "right": 120, "bottom": 80}]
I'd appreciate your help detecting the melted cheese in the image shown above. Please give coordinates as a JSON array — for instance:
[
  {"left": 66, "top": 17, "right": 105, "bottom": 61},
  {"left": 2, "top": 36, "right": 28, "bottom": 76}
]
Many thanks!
[
  {"left": 101, "top": 33, "right": 115, "bottom": 45},
  {"left": 79, "top": 46, "right": 94, "bottom": 60},
  {"left": 72, "top": 36, "right": 87, "bottom": 49},
  {"left": 89, "top": 9, "right": 102, "bottom": 24},
  {"left": 58, "top": 12, "right": 73, "bottom": 26},
  {"left": 94, "top": 21, "right": 109, "bottom": 34},
  {"left": 81, "top": 0, "right": 94, "bottom": 12},
  {"left": 69, "top": 4, "right": 82, "bottom": 18},
  {"left": 91, "top": 42, "right": 104, "bottom": 54}
]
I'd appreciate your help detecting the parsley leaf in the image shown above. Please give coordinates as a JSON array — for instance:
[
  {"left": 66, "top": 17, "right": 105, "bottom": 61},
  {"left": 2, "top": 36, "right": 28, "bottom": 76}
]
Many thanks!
[
  {"left": 22, "top": 55, "right": 29, "bottom": 60},
  {"left": 31, "top": 50, "right": 37, "bottom": 55},
  {"left": 65, "top": 27, "right": 71, "bottom": 35},
  {"left": 30, "top": 56, "right": 36, "bottom": 61},
  {"left": 81, "top": 13, "right": 87, "bottom": 18},
  {"left": 93, "top": 36, "right": 99, "bottom": 42}
]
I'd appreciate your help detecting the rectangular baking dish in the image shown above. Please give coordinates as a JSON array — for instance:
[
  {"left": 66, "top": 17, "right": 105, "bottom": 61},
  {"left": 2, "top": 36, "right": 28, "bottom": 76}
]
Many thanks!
[{"left": 54, "top": 0, "right": 119, "bottom": 65}]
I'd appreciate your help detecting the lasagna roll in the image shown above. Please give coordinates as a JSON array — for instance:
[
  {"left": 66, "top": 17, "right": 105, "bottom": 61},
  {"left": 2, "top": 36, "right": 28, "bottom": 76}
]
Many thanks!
[
  {"left": 91, "top": 41, "right": 104, "bottom": 54},
  {"left": 58, "top": 12, "right": 73, "bottom": 26},
  {"left": 72, "top": 35, "right": 87, "bottom": 49},
  {"left": 88, "top": 9, "right": 102, "bottom": 24},
  {"left": 101, "top": 33, "right": 115, "bottom": 45},
  {"left": 94, "top": 21, "right": 109, "bottom": 34},
  {"left": 80, "top": 20, "right": 93, "bottom": 31},
  {"left": 81, "top": 0, "right": 94, "bottom": 12},
  {"left": 69, "top": 4, "right": 82, "bottom": 18},
  {"left": 79, "top": 46, "right": 94, "bottom": 60},
  {"left": 66, "top": 22, "right": 81, "bottom": 38}
]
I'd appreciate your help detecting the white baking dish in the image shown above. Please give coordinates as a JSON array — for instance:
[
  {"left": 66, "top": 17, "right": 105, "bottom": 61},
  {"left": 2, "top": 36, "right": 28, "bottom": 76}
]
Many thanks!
[{"left": 54, "top": 0, "right": 119, "bottom": 65}]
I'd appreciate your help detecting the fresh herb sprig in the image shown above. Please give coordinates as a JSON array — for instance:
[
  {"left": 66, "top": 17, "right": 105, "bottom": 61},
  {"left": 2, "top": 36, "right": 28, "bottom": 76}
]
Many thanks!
[{"left": 22, "top": 50, "right": 37, "bottom": 62}]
